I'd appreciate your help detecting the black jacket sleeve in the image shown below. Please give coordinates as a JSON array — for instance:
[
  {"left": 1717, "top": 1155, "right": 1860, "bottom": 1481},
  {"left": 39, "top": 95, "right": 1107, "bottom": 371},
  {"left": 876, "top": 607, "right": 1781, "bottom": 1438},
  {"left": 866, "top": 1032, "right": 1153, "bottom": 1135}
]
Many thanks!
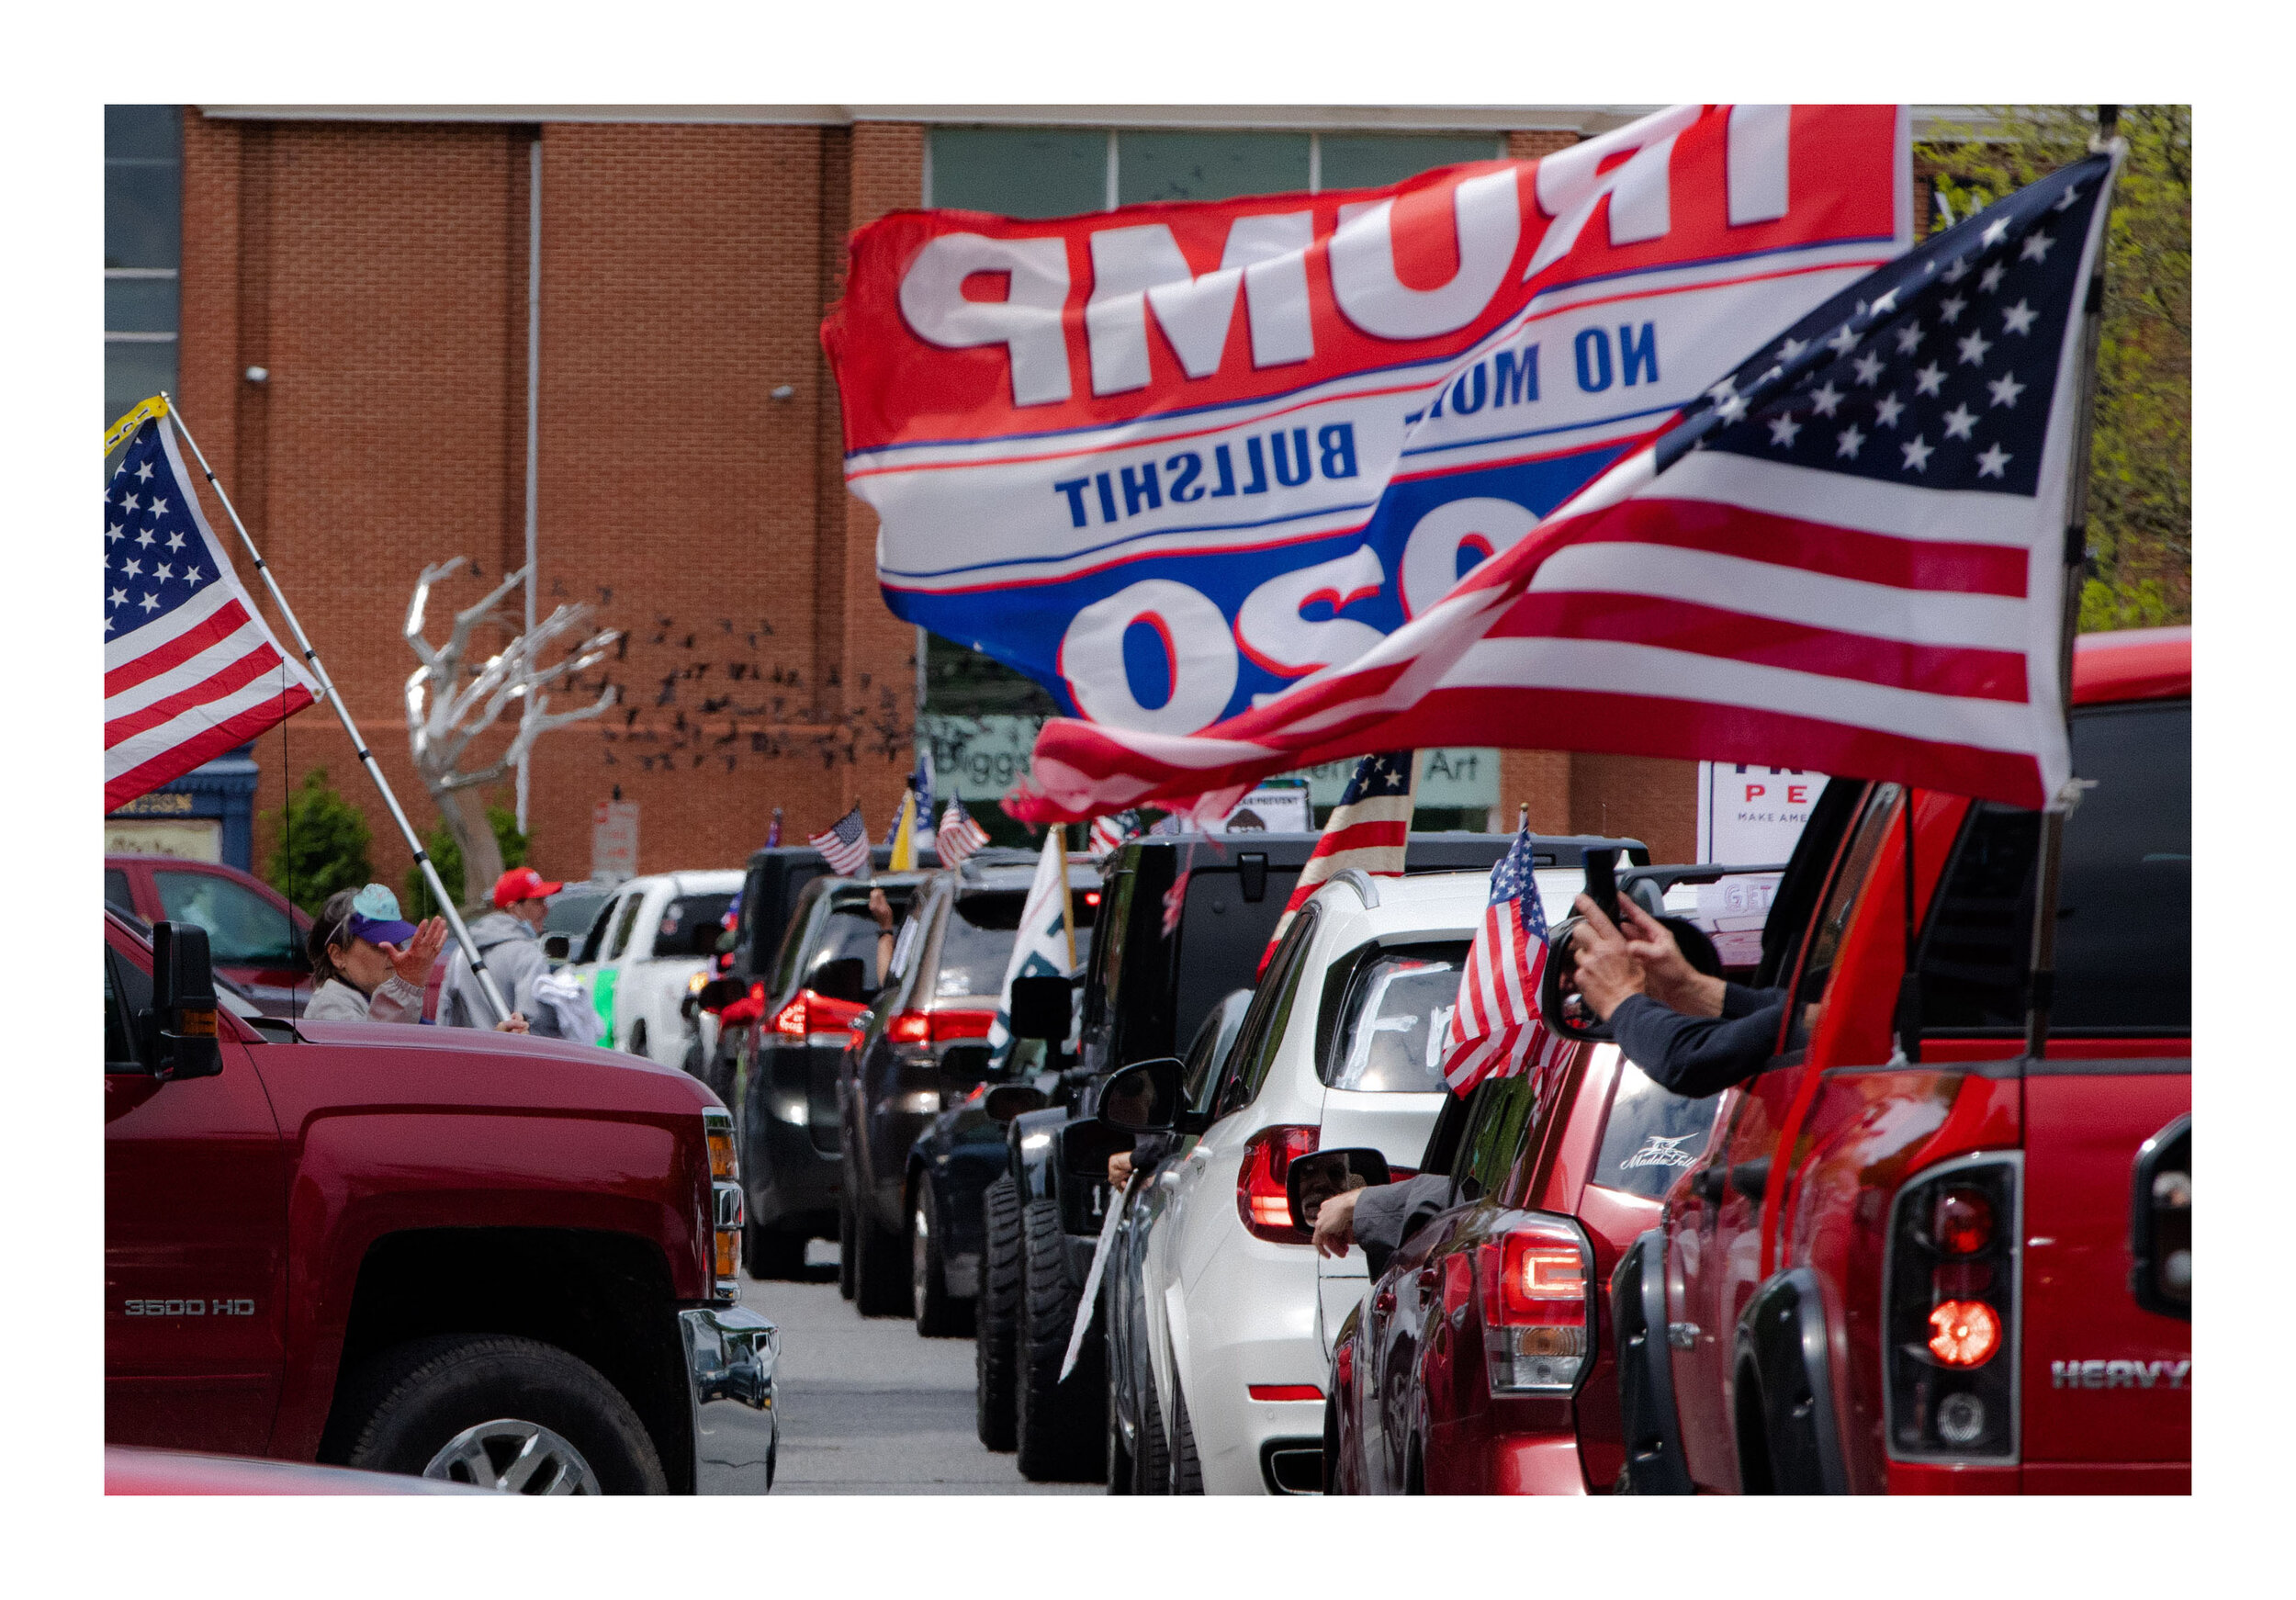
[
  {"left": 1610, "top": 988, "right": 1788, "bottom": 1099},
  {"left": 1131, "top": 1132, "right": 1178, "bottom": 1170},
  {"left": 1349, "top": 1173, "right": 1458, "bottom": 1280}
]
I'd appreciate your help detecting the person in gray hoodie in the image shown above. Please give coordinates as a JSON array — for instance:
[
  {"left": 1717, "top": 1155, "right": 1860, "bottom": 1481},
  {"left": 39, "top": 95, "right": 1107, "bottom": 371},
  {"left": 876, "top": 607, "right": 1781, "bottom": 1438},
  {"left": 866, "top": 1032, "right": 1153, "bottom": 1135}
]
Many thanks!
[{"left": 443, "top": 866, "right": 560, "bottom": 1036}]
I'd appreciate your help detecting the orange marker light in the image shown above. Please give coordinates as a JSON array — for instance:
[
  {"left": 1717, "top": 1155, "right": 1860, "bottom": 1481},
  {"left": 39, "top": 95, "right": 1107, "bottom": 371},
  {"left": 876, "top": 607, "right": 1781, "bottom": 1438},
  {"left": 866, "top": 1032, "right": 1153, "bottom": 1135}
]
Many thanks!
[{"left": 1926, "top": 1299, "right": 2001, "bottom": 1367}]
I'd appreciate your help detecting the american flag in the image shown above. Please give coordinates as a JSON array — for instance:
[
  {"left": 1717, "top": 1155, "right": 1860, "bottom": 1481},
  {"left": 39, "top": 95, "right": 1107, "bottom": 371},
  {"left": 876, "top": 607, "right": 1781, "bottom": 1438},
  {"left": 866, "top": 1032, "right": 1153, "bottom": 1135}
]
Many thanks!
[
  {"left": 1010, "top": 152, "right": 2120, "bottom": 824},
  {"left": 936, "top": 796, "right": 991, "bottom": 865},
  {"left": 105, "top": 413, "right": 317, "bottom": 811},
  {"left": 1086, "top": 810, "right": 1137, "bottom": 862},
  {"left": 810, "top": 804, "right": 872, "bottom": 878},
  {"left": 1438, "top": 824, "right": 1563, "bottom": 1095},
  {"left": 1257, "top": 749, "right": 1416, "bottom": 975}
]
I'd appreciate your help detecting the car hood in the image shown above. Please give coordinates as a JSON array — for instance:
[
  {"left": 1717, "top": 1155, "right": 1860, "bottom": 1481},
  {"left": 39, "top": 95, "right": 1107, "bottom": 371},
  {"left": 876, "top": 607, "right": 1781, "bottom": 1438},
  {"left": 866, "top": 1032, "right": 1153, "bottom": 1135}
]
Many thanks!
[{"left": 269, "top": 1020, "right": 718, "bottom": 1118}]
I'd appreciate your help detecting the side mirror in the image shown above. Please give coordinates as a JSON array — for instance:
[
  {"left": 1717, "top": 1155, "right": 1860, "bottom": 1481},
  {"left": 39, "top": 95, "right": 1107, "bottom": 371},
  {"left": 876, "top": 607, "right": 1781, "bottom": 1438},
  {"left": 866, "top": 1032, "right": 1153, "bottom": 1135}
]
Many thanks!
[
  {"left": 985, "top": 1084, "right": 1050, "bottom": 1123},
  {"left": 146, "top": 921, "right": 223, "bottom": 1082},
  {"left": 1541, "top": 912, "right": 1724, "bottom": 1043},
  {"left": 542, "top": 932, "right": 572, "bottom": 962},
  {"left": 810, "top": 957, "right": 869, "bottom": 1005},
  {"left": 1097, "top": 1057, "right": 1187, "bottom": 1133},
  {"left": 1007, "top": 974, "right": 1074, "bottom": 1043},
  {"left": 1287, "top": 1147, "right": 1391, "bottom": 1232},
  {"left": 695, "top": 976, "right": 749, "bottom": 1013}
]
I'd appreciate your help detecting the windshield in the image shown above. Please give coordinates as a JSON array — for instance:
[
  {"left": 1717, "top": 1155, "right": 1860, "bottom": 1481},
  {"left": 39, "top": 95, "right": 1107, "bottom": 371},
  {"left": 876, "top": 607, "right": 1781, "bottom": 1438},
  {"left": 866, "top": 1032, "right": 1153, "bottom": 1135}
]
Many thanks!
[
  {"left": 934, "top": 886, "right": 1098, "bottom": 999},
  {"left": 657, "top": 893, "right": 734, "bottom": 958},
  {"left": 1323, "top": 941, "right": 1471, "bottom": 1092}
]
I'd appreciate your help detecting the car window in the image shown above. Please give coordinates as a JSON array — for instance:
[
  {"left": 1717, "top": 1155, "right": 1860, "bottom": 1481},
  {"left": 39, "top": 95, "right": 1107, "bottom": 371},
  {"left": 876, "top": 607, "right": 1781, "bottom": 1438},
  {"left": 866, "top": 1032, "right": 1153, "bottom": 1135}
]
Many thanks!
[
  {"left": 545, "top": 886, "right": 612, "bottom": 937},
  {"left": 1322, "top": 941, "right": 1471, "bottom": 1092},
  {"left": 1456, "top": 1071, "right": 1546, "bottom": 1202},
  {"left": 106, "top": 947, "right": 139, "bottom": 1070},
  {"left": 107, "top": 868, "right": 135, "bottom": 913},
  {"left": 575, "top": 894, "right": 618, "bottom": 964},
  {"left": 1919, "top": 700, "right": 2189, "bottom": 1034},
  {"left": 1213, "top": 906, "right": 1320, "bottom": 1120},
  {"left": 1787, "top": 783, "right": 1902, "bottom": 1046},
  {"left": 771, "top": 879, "right": 833, "bottom": 996},
  {"left": 656, "top": 893, "right": 735, "bottom": 959},
  {"left": 1181, "top": 989, "right": 1253, "bottom": 1110},
  {"left": 1085, "top": 868, "right": 1135, "bottom": 1033},
  {"left": 934, "top": 887, "right": 1098, "bottom": 999},
  {"left": 604, "top": 892, "right": 647, "bottom": 961},
  {"left": 815, "top": 887, "right": 913, "bottom": 993},
  {"left": 153, "top": 869, "right": 298, "bottom": 964},
  {"left": 1590, "top": 1054, "right": 1724, "bottom": 1200}
]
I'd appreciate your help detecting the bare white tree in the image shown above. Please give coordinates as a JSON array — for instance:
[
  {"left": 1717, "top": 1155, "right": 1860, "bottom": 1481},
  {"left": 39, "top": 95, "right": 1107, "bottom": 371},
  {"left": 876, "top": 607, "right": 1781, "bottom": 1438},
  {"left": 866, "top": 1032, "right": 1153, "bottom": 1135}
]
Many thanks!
[{"left": 404, "top": 558, "right": 619, "bottom": 903}]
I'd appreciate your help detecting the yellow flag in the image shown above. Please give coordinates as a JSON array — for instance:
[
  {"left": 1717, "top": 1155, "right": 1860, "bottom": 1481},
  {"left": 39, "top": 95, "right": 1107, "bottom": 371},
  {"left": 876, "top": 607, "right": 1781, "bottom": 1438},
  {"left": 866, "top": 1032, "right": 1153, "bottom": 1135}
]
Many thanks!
[{"left": 888, "top": 788, "right": 917, "bottom": 872}]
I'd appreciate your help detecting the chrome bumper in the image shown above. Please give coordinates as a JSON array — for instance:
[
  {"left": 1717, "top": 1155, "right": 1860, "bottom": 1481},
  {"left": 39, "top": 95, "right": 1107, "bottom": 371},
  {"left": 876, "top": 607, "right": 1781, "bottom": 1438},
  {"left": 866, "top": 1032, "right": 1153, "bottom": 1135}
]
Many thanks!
[{"left": 676, "top": 1304, "right": 779, "bottom": 1493}]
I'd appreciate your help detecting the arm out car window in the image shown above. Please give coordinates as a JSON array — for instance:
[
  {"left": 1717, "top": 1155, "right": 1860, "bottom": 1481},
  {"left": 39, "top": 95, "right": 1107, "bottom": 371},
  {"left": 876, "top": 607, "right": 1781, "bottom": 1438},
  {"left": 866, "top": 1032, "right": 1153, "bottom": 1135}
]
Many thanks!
[{"left": 1919, "top": 700, "right": 2189, "bottom": 1034}]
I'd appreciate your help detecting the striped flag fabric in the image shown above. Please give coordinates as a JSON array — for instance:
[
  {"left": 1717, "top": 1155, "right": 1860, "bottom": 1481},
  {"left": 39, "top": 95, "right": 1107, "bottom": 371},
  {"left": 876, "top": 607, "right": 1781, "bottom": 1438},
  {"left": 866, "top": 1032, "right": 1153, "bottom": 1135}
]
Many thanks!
[
  {"left": 1257, "top": 749, "right": 1417, "bottom": 975},
  {"left": 809, "top": 804, "right": 872, "bottom": 878},
  {"left": 106, "top": 411, "right": 318, "bottom": 811},
  {"left": 1008, "top": 152, "right": 2120, "bottom": 825},
  {"left": 936, "top": 797, "right": 991, "bottom": 866},
  {"left": 1438, "top": 824, "right": 1559, "bottom": 1095},
  {"left": 1086, "top": 810, "right": 1136, "bottom": 862}
]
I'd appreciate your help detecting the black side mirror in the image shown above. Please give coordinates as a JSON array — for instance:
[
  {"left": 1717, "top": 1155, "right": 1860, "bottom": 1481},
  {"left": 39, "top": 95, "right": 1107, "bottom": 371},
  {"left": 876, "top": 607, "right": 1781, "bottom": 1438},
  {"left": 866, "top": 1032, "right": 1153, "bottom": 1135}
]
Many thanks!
[
  {"left": 1097, "top": 1057, "right": 1187, "bottom": 1133},
  {"left": 1540, "top": 912, "right": 1723, "bottom": 1044},
  {"left": 696, "top": 976, "right": 749, "bottom": 1013},
  {"left": 1287, "top": 1147, "right": 1391, "bottom": 1232},
  {"left": 811, "top": 957, "right": 869, "bottom": 1005},
  {"left": 1007, "top": 974, "right": 1074, "bottom": 1042},
  {"left": 542, "top": 932, "right": 572, "bottom": 962},
  {"left": 146, "top": 921, "right": 223, "bottom": 1082},
  {"left": 985, "top": 1084, "right": 1050, "bottom": 1123}
]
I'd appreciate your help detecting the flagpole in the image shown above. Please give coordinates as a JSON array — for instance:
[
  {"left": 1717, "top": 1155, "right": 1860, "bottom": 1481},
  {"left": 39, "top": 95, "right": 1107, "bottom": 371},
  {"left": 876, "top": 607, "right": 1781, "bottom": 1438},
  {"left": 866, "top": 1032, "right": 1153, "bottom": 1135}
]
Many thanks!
[
  {"left": 2024, "top": 113, "right": 2125, "bottom": 1061},
  {"left": 162, "top": 397, "right": 514, "bottom": 1025}
]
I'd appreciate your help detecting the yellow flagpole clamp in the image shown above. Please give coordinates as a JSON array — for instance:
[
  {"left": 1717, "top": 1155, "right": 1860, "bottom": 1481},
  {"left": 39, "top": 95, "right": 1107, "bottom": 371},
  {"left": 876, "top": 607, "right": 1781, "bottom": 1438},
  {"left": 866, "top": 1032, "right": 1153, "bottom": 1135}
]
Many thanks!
[{"left": 106, "top": 394, "right": 171, "bottom": 457}]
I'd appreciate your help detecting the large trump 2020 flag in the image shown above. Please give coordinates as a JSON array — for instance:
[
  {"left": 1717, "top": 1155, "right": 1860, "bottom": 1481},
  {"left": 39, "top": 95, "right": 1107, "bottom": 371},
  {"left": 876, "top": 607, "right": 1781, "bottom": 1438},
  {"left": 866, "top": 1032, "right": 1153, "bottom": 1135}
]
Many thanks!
[{"left": 825, "top": 106, "right": 1911, "bottom": 746}]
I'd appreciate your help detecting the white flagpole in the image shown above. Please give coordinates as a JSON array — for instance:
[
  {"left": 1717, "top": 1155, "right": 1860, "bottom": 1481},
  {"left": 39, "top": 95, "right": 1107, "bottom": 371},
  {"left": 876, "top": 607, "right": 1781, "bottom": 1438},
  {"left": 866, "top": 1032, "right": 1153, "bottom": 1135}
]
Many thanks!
[{"left": 162, "top": 396, "right": 514, "bottom": 1025}]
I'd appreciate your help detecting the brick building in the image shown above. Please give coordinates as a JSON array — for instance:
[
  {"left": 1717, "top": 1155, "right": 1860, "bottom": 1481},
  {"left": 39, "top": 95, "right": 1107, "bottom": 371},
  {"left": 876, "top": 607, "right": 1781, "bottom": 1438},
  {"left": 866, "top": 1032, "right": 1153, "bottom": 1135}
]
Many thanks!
[{"left": 109, "top": 106, "right": 1953, "bottom": 891}]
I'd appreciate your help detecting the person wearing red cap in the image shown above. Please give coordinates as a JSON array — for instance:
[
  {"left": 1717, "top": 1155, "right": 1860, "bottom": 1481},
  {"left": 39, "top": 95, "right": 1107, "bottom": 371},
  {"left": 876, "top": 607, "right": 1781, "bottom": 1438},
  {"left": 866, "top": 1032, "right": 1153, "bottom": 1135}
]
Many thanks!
[{"left": 441, "top": 866, "right": 566, "bottom": 1034}]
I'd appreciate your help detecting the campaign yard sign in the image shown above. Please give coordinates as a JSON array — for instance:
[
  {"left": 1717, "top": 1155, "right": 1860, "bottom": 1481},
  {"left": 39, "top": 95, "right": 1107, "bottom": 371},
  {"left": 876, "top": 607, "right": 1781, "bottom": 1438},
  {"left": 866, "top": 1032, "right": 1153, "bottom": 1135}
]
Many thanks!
[
  {"left": 1696, "top": 762, "right": 1823, "bottom": 864},
  {"left": 826, "top": 107, "right": 1909, "bottom": 747}
]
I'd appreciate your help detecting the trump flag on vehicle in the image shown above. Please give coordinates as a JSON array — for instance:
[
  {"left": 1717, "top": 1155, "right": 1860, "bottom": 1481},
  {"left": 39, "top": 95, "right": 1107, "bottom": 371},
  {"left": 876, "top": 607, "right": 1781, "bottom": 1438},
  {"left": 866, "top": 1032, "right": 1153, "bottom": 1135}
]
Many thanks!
[
  {"left": 1257, "top": 749, "right": 1416, "bottom": 975},
  {"left": 825, "top": 107, "right": 1911, "bottom": 749},
  {"left": 1012, "top": 150, "right": 2121, "bottom": 823},
  {"left": 1439, "top": 822, "right": 1565, "bottom": 1095},
  {"left": 106, "top": 410, "right": 318, "bottom": 811}
]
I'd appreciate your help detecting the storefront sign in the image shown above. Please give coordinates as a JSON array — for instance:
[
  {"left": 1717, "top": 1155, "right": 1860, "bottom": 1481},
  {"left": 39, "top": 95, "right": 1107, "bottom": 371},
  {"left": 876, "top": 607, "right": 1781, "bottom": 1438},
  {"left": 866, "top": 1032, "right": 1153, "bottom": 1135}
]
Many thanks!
[
  {"left": 1697, "top": 763, "right": 1823, "bottom": 865},
  {"left": 1296, "top": 748, "right": 1496, "bottom": 810}
]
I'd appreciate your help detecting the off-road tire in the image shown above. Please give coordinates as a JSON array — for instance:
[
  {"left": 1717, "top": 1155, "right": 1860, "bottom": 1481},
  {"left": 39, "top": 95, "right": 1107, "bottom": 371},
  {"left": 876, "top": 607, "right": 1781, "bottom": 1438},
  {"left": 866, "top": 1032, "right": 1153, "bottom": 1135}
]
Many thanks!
[
  {"left": 1135, "top": 1373, "right": 1172, "bottom": 1493},
  {"left": 332, "top": 1333, "right": 667, "bottom": 1494},
  {"left": 1015, "top": 1197, "right": 1105, "bottom": 1483},
  {"left": 1169, "top": 1384, "right": 1203, "bottom": 1494},
  {"left": 744, "top": 1219, "right": 808, "bottom": 1280},
  {"left": 854, "top": 1201, "right": 910, "bottom": 1318},
  {"left": 974, "top": 1176, "right": 1022, "bottom": 1450},
  {"left": 911, "top": 1182, "right": 972, "bottom": 1337},
  {"left": 836, "top": 1190, "right": 857, "bottom": 1301}
]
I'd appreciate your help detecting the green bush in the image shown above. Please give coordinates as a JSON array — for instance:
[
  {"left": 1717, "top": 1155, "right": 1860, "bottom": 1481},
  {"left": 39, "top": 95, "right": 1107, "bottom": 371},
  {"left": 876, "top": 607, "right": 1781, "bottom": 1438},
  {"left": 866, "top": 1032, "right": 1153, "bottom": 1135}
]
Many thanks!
[
  {"left": 263, "top": 767, "right": 373, "bottom": 916},
  {"left": 404, "top": 805, "right": 529, "bottom": 917}
]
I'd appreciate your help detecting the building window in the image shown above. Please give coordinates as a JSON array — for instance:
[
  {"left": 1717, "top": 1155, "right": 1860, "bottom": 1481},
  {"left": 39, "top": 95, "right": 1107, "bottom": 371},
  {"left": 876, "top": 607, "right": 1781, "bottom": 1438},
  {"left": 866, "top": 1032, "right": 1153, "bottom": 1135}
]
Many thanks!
[
  {"left": 106, "top": 104, "right": 181, "bottom": 431},
  {"left": 1115, "top": 130, "right": 1311, "bottom": 204}
]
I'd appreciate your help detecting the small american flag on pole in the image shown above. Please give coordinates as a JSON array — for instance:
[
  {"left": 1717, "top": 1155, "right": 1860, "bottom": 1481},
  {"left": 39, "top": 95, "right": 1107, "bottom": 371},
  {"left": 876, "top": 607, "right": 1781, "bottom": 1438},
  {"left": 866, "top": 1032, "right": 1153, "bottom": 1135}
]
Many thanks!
[
  {"left": 1438, "top": 825, "right": 1564, "bottom": 1096},
  {"left": 936, "top": 796, "right": 991, "bottom": 866},
  {"left": 810, "top": 804, "right": 872, "bottom": 878},
  {"left": 1257, "top": 749, "right": 1416, "bottom": 975},
  {"left": 106, "top": 411, "right": 317, "bottom": 810},
  {"left": 1086, "top": 811, "right": 1137, "bottom": 862}
]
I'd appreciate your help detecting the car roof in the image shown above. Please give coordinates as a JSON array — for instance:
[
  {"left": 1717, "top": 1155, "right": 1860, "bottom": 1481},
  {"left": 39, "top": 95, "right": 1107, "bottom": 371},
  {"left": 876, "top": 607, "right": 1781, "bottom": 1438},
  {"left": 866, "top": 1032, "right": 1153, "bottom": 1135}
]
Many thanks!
[
  {"left": 2071, "top": 625, "right": 2190, "bottom": 705},
  {"left": 1304, "top": 866, "right": 1492, "bottom": 933}
]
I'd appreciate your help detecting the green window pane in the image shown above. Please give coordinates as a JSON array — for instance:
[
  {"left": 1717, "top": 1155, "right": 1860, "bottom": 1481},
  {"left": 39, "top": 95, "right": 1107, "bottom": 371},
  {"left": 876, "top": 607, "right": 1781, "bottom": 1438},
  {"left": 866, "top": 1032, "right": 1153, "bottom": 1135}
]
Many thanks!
[
  {"left": 107, "top": 340, "right": 176, "bottom": 433},
  {"left": 106, "top": 276, "right": 178, "bottom": 333},
  {"left": 930, "top": 127, "right": 1107, "bottom": 219},
  {"left": 1317, "top": 132, "right": 1504, "bottom": 194},
  {"left": 1117, "top": 131, "right": 1311, "bottom": 206}
]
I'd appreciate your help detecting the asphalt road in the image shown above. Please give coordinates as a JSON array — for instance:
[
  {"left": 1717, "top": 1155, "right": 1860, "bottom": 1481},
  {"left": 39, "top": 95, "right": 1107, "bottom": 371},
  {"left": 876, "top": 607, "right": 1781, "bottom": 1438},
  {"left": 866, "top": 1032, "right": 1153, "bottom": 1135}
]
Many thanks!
[{"left": 739, "top": 1243, "right": 1098, "bottom": 1495}]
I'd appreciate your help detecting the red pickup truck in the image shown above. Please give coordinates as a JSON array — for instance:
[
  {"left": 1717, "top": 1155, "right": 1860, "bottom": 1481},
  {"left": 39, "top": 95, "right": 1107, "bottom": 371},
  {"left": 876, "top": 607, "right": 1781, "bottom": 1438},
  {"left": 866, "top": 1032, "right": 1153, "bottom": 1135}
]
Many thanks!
[
  {"left": 1614, "top": 625, "right": 2190, "bottom": 1493},
  {"left": 104, "top": 910, "right": 779, "bottom": 1494}
]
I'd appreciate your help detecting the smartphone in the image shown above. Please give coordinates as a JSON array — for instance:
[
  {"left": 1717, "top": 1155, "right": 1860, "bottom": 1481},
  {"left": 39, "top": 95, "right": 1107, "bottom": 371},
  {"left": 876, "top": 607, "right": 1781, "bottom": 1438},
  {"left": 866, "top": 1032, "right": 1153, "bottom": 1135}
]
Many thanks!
[{"left": 1581, "top": 848, "right": 1620, "bottom": 923}]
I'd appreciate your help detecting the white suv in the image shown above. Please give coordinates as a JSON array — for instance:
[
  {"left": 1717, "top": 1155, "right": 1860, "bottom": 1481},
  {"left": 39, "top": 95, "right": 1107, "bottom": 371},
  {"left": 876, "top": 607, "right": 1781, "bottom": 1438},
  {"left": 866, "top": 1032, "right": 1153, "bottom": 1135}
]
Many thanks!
[{"left": 1120, "top": 866, "right": 1581, "bottom": 1494}]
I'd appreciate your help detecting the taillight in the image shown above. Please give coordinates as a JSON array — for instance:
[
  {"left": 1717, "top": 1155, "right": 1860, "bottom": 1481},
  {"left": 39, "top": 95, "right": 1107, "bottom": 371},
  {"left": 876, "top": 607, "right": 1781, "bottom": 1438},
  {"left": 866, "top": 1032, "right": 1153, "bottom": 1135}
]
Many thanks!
[
  {"left": 1236, "top": 1125, "right": 1318, "bottom": 1243},
  {"left": 703, "top": 1108, "right": 741, "bottom": 1301},
  {"left": 930, "top": 1008, "right": 997, "bottom": 1043},
  {"left": 887, "top": 1011, "right": 931, "bottom": 1044},
  {"left": 1474, "top": 1216, "right": 1594, "bottom": 1394},
  {"left": 771, "top": 994, "right": 809, "bottom": 1039},
  {"left": 1885, "top": 1155, "right": 2020, "bottom": 1462}
]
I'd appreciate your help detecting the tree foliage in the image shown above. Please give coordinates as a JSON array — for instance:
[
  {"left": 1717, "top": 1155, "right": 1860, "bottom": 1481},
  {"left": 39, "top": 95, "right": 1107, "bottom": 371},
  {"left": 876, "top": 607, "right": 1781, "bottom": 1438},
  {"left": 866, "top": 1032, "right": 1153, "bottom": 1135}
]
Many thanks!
[
  {"left": 263, "top": 767, "right": 373, "bottom": 916},
  {"left": 1922, "top": 106, "right": 2191, "bottom": 631},
  {"left": 405, "top": 803, "right": 530, "bottom": 917}
]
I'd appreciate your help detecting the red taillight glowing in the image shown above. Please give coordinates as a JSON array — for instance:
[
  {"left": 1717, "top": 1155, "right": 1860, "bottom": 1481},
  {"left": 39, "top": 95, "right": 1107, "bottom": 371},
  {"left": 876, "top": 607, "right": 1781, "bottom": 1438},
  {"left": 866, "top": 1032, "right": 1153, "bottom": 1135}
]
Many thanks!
[
  {"left": 1926, "top": 1299, "right": 2002, "bottom": 1368},
  {"left": 887, "top": 1010, "right": 930, "bottom": 1044},
  {"left": 1247, "top": 1384, "right": 1322, "bottom": 1403},
  {"left": 930, "top": 1008, "right": 998, "bottom": 1043},
  {"left": 1083, "top": 890, "right": 1100, "bottom": 907},
  {"left": 1474, "top": 1218, "right": 1593, "bottom": 1394},
  {"left": 1235, "top": 1124, "right": 1318, "bottom": 1243},
  {"left": 1932, "top": 1187, "right": 1995, "bottom": 1256},
  {"left": 771, "top": 993, "right": 809, "bottom": 1039}
]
